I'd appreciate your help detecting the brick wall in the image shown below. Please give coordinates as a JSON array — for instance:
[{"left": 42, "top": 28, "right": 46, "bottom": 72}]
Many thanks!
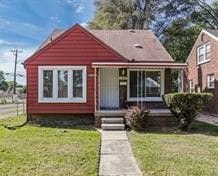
[{"left": 185, "top": 32, "right": 218, "bottom": 114}]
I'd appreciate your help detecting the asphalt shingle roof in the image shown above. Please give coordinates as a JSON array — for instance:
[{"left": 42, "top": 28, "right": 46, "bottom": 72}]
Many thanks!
[{"left": 37, "top": 27, "right": 174, "bottom": 63}]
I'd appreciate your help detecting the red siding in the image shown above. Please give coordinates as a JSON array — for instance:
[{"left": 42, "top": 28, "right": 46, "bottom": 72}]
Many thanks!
[{"left": 26, "top": 26, "right": 124, "bottom": 115}]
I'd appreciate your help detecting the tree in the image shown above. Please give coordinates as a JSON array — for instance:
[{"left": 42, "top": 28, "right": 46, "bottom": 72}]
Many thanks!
[
  {"left": 89, "top": 0, "right": 158, "bottom": 30},
  {"left": 0, "top": 71, "right": 8, "bottom": 91},
  {"left": 191, "top": 1, "right": 218, "bottom": 29},
  {"left": 163, "top": 20, "right": 202, "bottom": 63},
  {"left": 89, "top": 0, "right": 218, "bottom": 63}
]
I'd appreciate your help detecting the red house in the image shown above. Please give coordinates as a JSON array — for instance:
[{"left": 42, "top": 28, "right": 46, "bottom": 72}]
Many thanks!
[
  {"left": 24, "top": 24, "right": 185, "bottom": 129},
  {"left": 185, "top": 29, "right": 218, "bottom": 114}
]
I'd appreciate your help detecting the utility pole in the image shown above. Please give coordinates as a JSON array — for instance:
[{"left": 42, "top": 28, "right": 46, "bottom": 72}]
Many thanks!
[{"left": 11, "top": 49, "right": 22, "bottom": 95}]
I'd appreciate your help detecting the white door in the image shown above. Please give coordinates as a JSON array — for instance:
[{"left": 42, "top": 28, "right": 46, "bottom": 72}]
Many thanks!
[{"left": 100, "top": 68, "right": 119, "bottom": 109}]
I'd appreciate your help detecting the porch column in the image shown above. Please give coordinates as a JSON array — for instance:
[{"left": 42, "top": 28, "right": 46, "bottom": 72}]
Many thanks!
[{"left": 94, "top": 68, "right": 100, "bottom": 112}]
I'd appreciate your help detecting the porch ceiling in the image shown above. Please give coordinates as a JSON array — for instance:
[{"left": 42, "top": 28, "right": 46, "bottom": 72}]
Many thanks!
[{"left": 92, "top": 62, "right": 186, "bottom": 69}]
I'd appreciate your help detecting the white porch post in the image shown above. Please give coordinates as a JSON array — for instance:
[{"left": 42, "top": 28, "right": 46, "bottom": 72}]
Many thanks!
[
  {"left": 178, "top": 69, "right": 184, "bottom": 93},
  {"left": 94, "top": 67, "right": 97, "bottom": 112}
]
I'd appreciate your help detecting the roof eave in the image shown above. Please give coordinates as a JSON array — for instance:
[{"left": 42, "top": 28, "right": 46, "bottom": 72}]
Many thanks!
[{"left": 92, "top": 62, "right": 187, "bottom": 69}]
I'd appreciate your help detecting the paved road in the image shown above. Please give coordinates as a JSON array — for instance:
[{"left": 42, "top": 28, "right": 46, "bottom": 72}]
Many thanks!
[{"left": 0, "top": 103, "right": 24, "bottom": 119}]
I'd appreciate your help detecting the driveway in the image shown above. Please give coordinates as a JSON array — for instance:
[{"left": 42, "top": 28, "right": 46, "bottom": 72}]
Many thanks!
[
  {"left": 0, "top": 103, "right": 24, "bottom": 119},
  {"left": 197, "top": 113, "right": 218, "bottom": 126}
]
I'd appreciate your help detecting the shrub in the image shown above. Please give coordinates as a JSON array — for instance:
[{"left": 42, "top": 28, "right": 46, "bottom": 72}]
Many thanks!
[
  {"left": 0, "top": 98, "right": 7, "bottom": 104},
  {"left": 125, "top": 106, "right": 150, "bottom": 130},
  {"left": 163, "top": 93, "right": 213, "bottom": 131}
]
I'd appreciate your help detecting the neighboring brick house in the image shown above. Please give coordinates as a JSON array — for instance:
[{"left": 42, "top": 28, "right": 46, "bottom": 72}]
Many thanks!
[{"left": 185, "top": 29, "right": 218, "bottom": 114}]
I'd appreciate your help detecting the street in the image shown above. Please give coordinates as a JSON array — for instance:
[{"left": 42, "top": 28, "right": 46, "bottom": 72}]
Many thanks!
[{"left": 0, "top": 103, "right": 25, "bottom": 119}]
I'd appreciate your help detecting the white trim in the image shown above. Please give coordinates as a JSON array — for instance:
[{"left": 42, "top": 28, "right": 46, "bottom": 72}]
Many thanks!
[
  {"left": 207, "top": 74, "right": 215, "bottom": 89},
  {"left": 94, "top": 68, "right": 97, "bottom": 112},
  {"left": 98, "top": 68, "right": 101, "bottom": 111},
  {"left": 186, "top": 29, "right": 217, "bottom": 64},
  {"left": 92, "top": 62, "right": 186, "bottom": 69},
  {"left": 189, "top": 80, "right": 194, "bottom": 92},
  {"left": 197, "top": 42, "right": 211, "bottom": 65},
  {"left": 38, "top": 66, "right": 87, "bottom": 103},
  {"left": 127, "top": 69, "right": 165, "bottom": 102},
  {"left": 202, "top": 29, "right": 218, "bottom": 41}
]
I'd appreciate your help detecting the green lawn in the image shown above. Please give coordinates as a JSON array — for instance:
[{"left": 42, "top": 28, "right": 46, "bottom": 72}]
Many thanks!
[
  {"left": 128, "top": 122, "right": 218, "bottom": 176},
  {"left": 0, "top": 116, "right": 100, "bottom": 176}
]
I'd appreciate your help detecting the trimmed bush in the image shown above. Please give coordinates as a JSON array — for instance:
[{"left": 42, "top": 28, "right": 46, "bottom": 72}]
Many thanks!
[
  {"left": 125, "top": 106, "right": 150, "bottom": 130},
  {"left": 163, "top": 93, "right": 213, "bottom": 131}
]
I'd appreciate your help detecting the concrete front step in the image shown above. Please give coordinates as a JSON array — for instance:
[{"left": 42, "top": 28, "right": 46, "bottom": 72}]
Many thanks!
[
  {"left": 102, "top": 124, "right": 125, "bottom": 130},
  {"left": 102, "top": 118, "right": 124, "bottom": 124}
]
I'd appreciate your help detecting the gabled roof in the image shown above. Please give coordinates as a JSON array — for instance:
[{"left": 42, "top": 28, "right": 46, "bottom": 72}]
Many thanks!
[
  {"left": 186, "top": 29, "right": 218, "bottom": 63},
  {"left": 37, "top": 29, "right": 65, "bottom": 50},
  {"left": 89, "top": 30, "right": 174, "bottom": 62},
  {"left": 206, "top": 29, "right": 218, "bottom": 38},
  {"left": 25, "top": 24, "right": 174, "bottom": 66}
]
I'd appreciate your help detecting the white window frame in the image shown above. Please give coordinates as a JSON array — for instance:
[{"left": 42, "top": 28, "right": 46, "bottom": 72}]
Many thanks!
[
  {"left": 127, "top": 69, "right": 165, "bottom": 102},
  {"left": 189, "top": 80, "right": 194, "bottom": 92},
  {"left": 38, "top": 66, "right": 87, "bottom": 103},
  {"left": 207, "top": 74, "right": 215, "bottom": 89},
  {"left": 197, "top": 42, "right": 211, "bottom": 65}
]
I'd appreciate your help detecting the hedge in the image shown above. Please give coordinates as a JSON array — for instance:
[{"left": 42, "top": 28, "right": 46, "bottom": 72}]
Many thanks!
[{"left": 163, "top": 93, "right": 213, "bottom": 131}]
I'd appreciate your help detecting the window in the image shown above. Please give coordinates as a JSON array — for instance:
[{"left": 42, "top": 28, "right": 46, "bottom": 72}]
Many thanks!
[
  {"left": 189, "top": 80, "right": 194, "bottom": 92},
  {"left": 197, "top": 43, "right": 211, "bottom": 64},
  {"left": 73, "top": 70, "right": 83, "bottom": 98},
  {"left": 43, "top": 70, "right": 53, "bottom": 98},
  {"left": 207, "top": 74, "right": 215, "bottom": 89},
  {"left": 39, "top": 66, "right": 86, "bottom": 103},
  {"left": 205, "top": 44, "right": 211, "bottom": 59},
  {"left": 128, "top": 70, "right": 163, "bottom": 101},
  {"left": 58, "top": 70, "right": 68, "bottom": 98},
  {"left": 146, "top": 71, "right": 161, "bottom": 97}
]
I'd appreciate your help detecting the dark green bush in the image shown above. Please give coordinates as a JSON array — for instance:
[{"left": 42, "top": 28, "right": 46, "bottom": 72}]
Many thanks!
[
  {"left": 163, "top": 93, "right": 213, "bottom": 131},
  {"left": 125, "top": 106, "right": 150, "bottom": 130}
]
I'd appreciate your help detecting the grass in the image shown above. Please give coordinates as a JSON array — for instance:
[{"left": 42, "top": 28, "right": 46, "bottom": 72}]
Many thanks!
[
  {"left": 128, "top": 122, "right": 218, "bottom": 176},
  {"left": 0, "top": 115, "right": 100, "bottom": 176}
]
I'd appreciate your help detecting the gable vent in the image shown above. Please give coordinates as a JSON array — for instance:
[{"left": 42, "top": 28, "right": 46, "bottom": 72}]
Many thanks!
[{"left": 134, "top": 44, "right": 143, "bottom": 48}]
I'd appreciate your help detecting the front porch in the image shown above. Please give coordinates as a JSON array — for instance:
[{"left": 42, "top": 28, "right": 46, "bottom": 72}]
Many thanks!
[
  {"left": 93, "top": 62, "right": 186, "bottom": 112},
  {"left": 92, "top": 62, "right": 186, "bottom": 129}
]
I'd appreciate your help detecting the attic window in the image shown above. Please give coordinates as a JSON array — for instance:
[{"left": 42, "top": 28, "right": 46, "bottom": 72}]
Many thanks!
[{"left": 134, "top": 44, "right": 143, "bottom": 48}]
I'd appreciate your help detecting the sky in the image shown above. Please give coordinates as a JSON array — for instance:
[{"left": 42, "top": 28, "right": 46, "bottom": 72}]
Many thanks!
[
  {"left": 0, "top": 0, "right": 95, "bottom": 85},
  {"left": 0, "top": 0, "right": 215, "bottom": 85}
]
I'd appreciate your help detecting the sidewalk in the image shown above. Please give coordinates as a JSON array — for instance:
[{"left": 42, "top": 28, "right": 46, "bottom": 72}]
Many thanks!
[
  {"left": 197, "top": 113, "right": 218, "bottom": 126},
  {"left": 99, "top": 131, "right": 142, "bottom": 176}
]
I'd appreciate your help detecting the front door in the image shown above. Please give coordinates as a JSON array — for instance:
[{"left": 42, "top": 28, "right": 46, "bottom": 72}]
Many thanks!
[{"left": 100, "top": 68, "right": 119, "bottom": 109}]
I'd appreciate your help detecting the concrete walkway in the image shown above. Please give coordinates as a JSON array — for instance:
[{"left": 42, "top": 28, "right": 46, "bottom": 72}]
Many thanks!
[
  {"left": 99, "top": 131, "right": 142, "bottom": 176},
  {"left": 197, "top": 113, "right": 218, "bottom": 126}
]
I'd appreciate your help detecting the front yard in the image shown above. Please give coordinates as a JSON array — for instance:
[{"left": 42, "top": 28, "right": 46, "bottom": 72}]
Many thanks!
[
  {"left": 0, "top": 116, "right": 100, "bottom": 176},
  {"left": 128, "top": 122, "right": 218, "bottom": 176}
]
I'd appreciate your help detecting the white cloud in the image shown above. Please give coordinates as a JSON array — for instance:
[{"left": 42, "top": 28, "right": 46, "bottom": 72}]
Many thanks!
[
  {"left": 75, "top": 4, "right": 84, "bottom": 13},
  {"left": 0, "top": 17, "right": 10, "bottom": 29},
  {"left": 62, "top": 0, "right": 85, "bottom": 13},
  {"left": 22, "top": 23, "right": 43, "bottom": 31},
  {"left": 0, "top": 39, "right": 12, "bottom": 46},
  {"left": 80, "top": 22, "right": 88, "bottom": 27},
  {"left": 50, "top": 16, "right": 61, "bottom": 23}
]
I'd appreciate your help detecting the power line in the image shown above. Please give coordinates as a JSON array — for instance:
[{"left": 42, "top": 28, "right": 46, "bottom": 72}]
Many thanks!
[{"left": 10, "top": 49, "right": 23, "bottom": 95}]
